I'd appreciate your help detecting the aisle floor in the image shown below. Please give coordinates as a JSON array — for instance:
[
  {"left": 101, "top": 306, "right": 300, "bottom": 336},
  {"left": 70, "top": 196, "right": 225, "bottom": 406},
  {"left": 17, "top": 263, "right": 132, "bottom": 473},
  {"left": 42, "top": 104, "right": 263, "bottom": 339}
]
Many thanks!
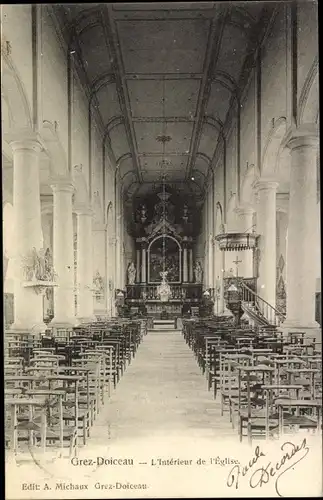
[{"left": 89, "top": 328, "right": 236, "bottom": 444}]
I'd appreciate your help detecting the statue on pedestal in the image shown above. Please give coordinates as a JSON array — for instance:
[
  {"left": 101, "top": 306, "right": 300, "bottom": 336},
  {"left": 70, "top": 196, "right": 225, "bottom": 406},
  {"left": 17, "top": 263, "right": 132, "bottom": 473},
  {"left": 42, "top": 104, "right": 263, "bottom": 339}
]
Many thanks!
[
  {"left": 93, "top": 271, "right": 105, "bottom": 303},
  {"left": 127, "top": 262, "right": 136, "bottom": 285},
  {"left": 194, "top": 261, "right": 203, "bottom": 284}
]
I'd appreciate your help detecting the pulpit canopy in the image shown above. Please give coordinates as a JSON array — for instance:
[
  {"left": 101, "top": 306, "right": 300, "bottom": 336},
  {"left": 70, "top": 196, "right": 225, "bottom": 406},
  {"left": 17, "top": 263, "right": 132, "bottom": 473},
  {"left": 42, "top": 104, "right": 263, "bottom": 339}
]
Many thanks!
[{"left": 215, "top": 232, "right": 258, "bottom": 251}]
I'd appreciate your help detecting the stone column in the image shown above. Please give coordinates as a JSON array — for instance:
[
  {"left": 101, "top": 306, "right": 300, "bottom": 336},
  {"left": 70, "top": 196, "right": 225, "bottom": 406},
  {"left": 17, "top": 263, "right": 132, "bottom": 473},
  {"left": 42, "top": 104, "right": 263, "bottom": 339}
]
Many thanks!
[
  {"left": 9, "top": 134, "right": 47, "bottom": 333},
  {"left": 136, "top": 248, "right": 141, "bottom": 283},
  {"left": 207, "top": 234, "right": 214, "bottom": 288},
  {"left": 114, "top": 236, "right": 121, "bottom": 289},
  {"left": 50, "top": 179, "right": 77, "bottom": 326},
  {"left": 238, "top": 207, "right": 254, "bottom": 278},
  {"left": 141, "top": 243, "right": 147, "bottom": 283},
  {"left": 183, "top": 244, "right": 188, "bottom": 282},
  {"left": 283, "top": 131, "right": 319, "bottom": 330},
  {"left": 188, "top": 248, "right": 193, "bottom": 282},
  {"left": 255, "top": 180, "right": 278, "bottom": 306},
  {"left": 106, "top": 235, "right": 116, "bottom": 317},
  {"left": 75, "top": 206, "right": 96, "bottom": 323},
  {"left": 92, "top": 223, "right": 107, "bottom": 315},
  {"left": 213, "top": 242, "right": 221, "bottom": 314}
]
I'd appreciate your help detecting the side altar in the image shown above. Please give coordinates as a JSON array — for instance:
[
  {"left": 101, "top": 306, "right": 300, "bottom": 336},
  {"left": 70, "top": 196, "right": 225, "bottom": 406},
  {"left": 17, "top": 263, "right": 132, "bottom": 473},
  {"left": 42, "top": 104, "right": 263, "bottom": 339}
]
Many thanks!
[{"left": 124, "top": 187, "right": 203, "bottom": 318}]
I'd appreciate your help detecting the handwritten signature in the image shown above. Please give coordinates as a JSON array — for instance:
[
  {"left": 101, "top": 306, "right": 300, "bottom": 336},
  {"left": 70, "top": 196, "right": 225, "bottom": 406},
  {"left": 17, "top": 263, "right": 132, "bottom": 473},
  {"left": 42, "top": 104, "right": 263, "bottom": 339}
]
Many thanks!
[{"left": 227, "top": 438, "right": 309, "bottom": 497}]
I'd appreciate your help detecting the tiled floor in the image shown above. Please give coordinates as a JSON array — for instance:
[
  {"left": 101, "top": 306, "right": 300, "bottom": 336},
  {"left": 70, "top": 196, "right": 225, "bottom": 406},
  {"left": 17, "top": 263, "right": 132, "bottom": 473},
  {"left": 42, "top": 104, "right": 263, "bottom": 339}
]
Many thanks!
[{"left": 89, "top": 328, "right": 235, "bottom": 444}]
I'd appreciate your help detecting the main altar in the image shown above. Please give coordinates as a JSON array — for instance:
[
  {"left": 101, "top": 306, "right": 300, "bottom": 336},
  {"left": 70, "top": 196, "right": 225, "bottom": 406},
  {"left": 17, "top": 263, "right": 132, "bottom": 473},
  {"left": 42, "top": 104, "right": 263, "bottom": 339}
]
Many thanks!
[{"left": 125, "top": 186, "right": 203, "bottom": 318}]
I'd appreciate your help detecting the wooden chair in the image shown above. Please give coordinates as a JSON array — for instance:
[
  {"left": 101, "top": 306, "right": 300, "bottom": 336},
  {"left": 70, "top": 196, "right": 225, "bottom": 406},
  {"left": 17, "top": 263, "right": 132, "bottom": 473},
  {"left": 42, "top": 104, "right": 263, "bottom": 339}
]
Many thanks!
[
  {"left": 57, "top": 368, "right": 93, "bottom": 442},
  {"left": 236, "top": 364, "right": 274, "bottom": 443},
  {"left": 71, "top": 359, "right": 101, "bottom": 419},
  {"left": 220, "top": 353, "right": 252, "bottom": 428},
  {"left": 275, "top": 398, "right": 322, "bottom": 437},
  {"left": 262, "top": 384, "right": 304, "bottom": 440},
  {"left": 24, "top": 389, "right": 78, "bottom": 457},
  {"left": 5, "top": 396, "right": 47, "bottom": 456}
]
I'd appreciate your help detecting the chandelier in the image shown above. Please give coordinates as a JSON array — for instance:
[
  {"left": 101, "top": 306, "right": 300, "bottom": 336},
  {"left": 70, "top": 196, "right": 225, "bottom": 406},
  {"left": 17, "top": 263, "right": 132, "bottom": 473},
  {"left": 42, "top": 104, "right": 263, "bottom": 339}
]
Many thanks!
[{"left": 156, "top": 77, "right": 171, "bottom": 303}]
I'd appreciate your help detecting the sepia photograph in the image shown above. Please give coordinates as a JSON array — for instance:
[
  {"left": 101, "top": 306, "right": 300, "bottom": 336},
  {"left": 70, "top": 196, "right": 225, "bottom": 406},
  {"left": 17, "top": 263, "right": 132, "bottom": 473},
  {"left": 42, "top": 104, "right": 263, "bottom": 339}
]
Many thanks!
[{"left": 1, "top": 1, "right": 321, "bottom": 498}]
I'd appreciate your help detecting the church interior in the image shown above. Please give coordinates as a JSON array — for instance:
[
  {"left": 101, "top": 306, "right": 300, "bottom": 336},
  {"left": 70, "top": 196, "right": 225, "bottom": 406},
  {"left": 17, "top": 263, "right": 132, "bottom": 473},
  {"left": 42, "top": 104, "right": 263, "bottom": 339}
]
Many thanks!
[{"left": 2, "top": 1, "right": 322, "bottom": 473}]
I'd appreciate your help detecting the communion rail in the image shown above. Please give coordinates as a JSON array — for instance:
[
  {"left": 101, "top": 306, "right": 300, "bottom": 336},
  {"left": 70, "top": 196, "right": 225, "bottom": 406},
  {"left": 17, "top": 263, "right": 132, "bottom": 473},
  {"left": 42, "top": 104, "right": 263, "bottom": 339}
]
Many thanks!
[{"left": 126, "top": 284, "right": 202, "bottom": 301}]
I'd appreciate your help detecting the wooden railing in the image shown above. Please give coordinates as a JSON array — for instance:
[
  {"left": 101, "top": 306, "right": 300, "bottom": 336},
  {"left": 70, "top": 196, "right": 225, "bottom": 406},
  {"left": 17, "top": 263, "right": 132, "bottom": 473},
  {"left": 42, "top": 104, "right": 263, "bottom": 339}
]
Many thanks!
[{"left": 239, "top": 280, "right": 286, "bottom": 327}]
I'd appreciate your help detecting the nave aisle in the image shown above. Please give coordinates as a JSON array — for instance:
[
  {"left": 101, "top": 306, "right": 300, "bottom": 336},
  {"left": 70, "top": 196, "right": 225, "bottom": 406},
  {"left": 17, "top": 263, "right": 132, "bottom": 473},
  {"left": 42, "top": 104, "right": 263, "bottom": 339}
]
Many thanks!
[{"left": 89, "top": 328, "right": 234, "bottom": 444}]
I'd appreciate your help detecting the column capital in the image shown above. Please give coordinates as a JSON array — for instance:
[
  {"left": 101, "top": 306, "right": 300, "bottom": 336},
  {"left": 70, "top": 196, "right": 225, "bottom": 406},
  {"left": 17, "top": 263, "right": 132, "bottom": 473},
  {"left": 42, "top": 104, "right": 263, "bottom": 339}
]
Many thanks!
[
  {"left": 74, "top": 203, "right": 93, "bottom": 216},
  {"left": 137, "top": 237, "right": 148, "bottom": 248},
  {"left": 235, "top": 205, "right": 255, "bottom": 217},
  {"left": 283, "top": 125, "right": 319, "bottom": 151},
  {"left": 50, "top": 176, "right": 75, "bottom": 193},
  {"left": 93, "top": 222, "right": 106, "bottom": 232},
  {"left": 6, "top": 131, "right": 45, "bottom": 154},
  {"left": 254, "top": 178, "right": 279, "bottom": 193}
]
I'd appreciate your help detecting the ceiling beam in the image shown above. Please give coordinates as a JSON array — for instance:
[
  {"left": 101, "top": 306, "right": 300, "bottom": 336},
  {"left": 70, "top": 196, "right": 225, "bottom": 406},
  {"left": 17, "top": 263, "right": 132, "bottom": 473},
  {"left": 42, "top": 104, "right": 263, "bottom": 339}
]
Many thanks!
[
  {"left": 139, "top": 152, "right": 189, "bottom": 157},
  {"left": 125, "top": 73, "right": 203, "bottom": 80},
  {"left": 100, "top": 6, "right": 141, "bottom": 182},
  {"left": 185, "top": 5, "right": 229, "bottom": 180},
  {"left": 133, "top": 116, "right": 194, "bottom": 123},
  {"left": 111, "top": 10, "right": 217, "bottom": 21}
]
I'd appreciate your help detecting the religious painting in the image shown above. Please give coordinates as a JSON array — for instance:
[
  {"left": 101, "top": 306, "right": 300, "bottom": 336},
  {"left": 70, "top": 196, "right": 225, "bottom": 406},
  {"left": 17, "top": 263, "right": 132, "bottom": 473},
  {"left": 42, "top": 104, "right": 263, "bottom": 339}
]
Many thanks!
[{"left": 148, "top": 236, "right": 181, "bottom": 283}]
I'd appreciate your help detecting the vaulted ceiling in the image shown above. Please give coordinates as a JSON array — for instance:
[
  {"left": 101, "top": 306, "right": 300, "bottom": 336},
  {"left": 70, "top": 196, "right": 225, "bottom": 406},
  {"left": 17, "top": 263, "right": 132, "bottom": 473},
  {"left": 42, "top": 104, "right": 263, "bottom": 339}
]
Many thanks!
[{"left": 55, "top": 2, "right": 268, "bottom": 203}]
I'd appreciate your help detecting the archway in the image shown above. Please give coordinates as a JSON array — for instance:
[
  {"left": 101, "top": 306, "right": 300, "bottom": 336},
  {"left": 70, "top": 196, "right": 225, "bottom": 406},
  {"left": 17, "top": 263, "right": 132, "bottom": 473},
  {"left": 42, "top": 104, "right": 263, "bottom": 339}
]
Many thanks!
[
  {"left": 240, "top": 163, "right": 259, "bottom": 210},
  {"left": 1, "top": 52, "right": 32, "bottom": 133},
  {"left": 261, "top": 117, "right": 287, "bottom": 178}
]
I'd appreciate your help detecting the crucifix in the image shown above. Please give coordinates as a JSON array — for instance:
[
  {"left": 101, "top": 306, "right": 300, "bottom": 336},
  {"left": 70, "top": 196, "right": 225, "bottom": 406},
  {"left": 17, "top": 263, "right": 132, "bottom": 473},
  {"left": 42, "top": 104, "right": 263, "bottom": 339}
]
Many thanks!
[{"left": 233, "top": 255, "right": 242, "bottom": 277}]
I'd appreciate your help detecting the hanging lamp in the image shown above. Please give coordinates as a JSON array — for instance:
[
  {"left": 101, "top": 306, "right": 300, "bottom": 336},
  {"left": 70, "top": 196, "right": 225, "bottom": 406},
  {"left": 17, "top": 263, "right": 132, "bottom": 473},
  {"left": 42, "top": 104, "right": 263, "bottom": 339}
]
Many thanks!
[{"left": 156, "top": 77, "right": 171, "bottom": 302}]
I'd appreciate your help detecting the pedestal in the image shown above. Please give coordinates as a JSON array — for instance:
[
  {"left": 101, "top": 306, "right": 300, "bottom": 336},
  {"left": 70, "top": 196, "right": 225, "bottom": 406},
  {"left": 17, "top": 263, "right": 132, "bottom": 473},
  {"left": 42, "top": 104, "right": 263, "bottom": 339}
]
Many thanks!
[{"left": 9, "top": 134, "right": 47, "bottom": 333}]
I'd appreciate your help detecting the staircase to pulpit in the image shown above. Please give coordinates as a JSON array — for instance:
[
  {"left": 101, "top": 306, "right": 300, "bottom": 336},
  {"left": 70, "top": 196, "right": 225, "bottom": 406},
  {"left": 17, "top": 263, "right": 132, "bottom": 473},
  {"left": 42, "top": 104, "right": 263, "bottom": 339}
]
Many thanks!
[
  {"left": 224, "top": 277, "right": 286, "bottom": 328},
  {"left": 240, "top": 280, "right": 286, "bottom": 328}
]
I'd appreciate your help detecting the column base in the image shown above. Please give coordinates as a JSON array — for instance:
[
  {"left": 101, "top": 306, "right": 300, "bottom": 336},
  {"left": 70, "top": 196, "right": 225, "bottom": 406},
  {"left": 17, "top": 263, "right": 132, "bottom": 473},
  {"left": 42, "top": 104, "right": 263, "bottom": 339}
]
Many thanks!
[
  {"left": 49, "top": 317, "right": 79, "bottom": 328},
  {"left": 10, "top": 321, "right": 47, "bottom": 334},
  {"left": 279, "top": 319, "right": 321, "bottom": 341},
  {"left": 221, "top": 306, "right": 233, "bottom": 317},
  {"left": 77, "top": 315, "right": 97, "bottom": 324},
  {"left": 282, "top": 318, "right": 320, "bottom": 329}
]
